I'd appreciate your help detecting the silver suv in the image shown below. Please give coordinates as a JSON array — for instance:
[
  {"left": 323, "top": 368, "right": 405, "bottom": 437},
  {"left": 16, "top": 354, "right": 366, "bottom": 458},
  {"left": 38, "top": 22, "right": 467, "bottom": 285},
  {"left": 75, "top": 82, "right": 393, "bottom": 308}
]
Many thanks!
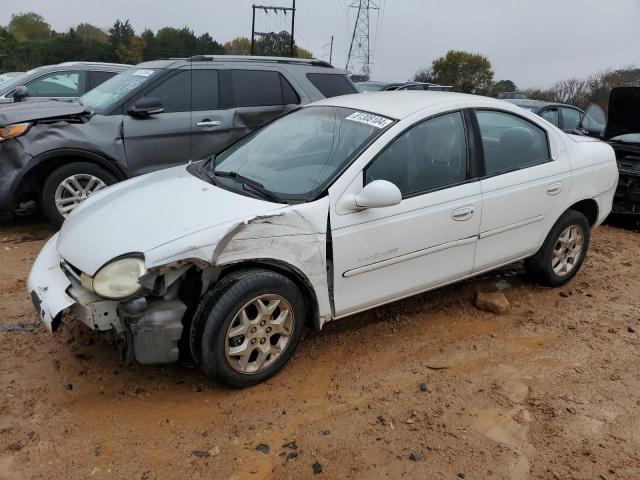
[
  {"left": 0, "top": 56, "right": 357, "bottom": 226},
  {"left": 0, "top": 62, "right": 130, "bottom": 104}
]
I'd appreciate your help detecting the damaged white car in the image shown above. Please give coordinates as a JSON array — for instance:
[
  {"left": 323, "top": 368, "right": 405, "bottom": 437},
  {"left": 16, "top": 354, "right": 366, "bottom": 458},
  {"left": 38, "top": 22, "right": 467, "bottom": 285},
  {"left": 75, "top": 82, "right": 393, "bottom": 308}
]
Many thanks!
[{"left": 28, "top": 92, "right": 618, "bottom": 387}]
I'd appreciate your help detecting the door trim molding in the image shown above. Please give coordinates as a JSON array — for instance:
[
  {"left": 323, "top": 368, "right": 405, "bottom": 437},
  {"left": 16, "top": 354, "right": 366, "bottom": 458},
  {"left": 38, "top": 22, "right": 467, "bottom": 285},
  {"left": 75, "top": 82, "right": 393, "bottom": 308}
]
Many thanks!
[
  {"left": 342, "top": 236, "right": 477, "bottom": 278},
  {"left": 479, "top": 214, "right": 545, "bottom": 239}
]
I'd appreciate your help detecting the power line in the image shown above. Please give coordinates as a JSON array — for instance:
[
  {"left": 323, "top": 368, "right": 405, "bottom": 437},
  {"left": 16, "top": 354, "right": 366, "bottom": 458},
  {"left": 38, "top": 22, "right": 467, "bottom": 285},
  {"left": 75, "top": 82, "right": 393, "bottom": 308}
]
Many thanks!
[
  {"left": 345, "top": 0, "right": 380, "bottom": 80},
  {"left": 250, "top": 1, "right": 296, "bottom": 57}
]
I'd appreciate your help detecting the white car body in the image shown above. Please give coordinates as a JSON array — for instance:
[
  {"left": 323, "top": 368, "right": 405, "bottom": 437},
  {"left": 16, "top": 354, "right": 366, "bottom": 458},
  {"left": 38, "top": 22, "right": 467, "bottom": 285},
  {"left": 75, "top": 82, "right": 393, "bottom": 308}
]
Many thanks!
[{"left": 28, "top": 92, "right": 618, "bottom": 367}]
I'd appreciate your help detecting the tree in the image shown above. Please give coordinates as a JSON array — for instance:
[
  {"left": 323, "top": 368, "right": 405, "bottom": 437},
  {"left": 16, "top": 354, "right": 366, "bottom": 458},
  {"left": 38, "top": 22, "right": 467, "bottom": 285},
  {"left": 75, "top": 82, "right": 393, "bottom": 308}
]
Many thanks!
[
  {"left": 115, "top": 36, "right": 145, "bottom": 64},
  {"left": 76, "top": 23, "right": 108, "bottom": 43},
  {"left": 224, "top": 36, "right": 251, "bottom": 55},
  {"left": 195, "top": 33, "right": 224, "bottom": 55},
  {"left": 8, "top": 12, "right": 51, "bottom": 41},
  {"left": 140, "top": 28, "right": 156, "bottom": 59},
  {"left": 492, "top": 79, "right": 517, "bottom": 94},
  {"left": 108, "top": 19, "right": 135, "bottom": 50},
  {"left": 415, "top": 50, "right": 494, "bottom": 94},
  {"left": 296, "top": 46, "right": 313, "bottom": 59},
  {"left": 254, "top": 31, "right": 311, "bottom": 58}
]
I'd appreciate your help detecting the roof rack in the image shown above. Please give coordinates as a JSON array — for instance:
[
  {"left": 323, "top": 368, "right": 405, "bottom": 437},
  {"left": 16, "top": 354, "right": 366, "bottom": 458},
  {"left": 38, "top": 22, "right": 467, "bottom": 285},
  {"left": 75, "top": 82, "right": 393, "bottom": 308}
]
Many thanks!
[{"left": 185, "top": 55, "right": 333, "bottom": 68}]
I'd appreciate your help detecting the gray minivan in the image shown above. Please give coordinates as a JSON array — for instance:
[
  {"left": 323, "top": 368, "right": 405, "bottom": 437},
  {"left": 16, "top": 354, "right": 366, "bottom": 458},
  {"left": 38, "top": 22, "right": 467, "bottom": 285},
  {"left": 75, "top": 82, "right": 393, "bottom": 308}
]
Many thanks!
[{"left": 0, "top": 56, "right": 357, "bottom": 225}]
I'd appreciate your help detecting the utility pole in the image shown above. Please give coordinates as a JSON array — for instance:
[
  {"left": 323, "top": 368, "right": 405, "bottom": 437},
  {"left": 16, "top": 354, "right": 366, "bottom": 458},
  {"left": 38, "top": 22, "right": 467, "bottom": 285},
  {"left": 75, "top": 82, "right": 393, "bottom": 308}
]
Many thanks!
[
  {"left": 329, "top": 35, "right": 334, "bottom": 64},
  {"left": 290, "top": 0, "right": 296, "bottom": 58},
  {"left": 250, "top": 2, "right": 297, "bottom": 57},
  {"left": 345, "top": 0, "right": 380, "bottom": 80}
]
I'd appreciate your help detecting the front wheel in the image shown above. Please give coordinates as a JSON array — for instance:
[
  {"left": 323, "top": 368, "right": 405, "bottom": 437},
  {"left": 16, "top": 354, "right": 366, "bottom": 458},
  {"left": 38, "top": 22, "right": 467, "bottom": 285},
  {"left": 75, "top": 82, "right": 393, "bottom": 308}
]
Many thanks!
[
  {"left": 41, "top": 162, "right": 118, "bottom": 228},
  {"left": 525, "top": 210, "right": 590, "bottom": 287},
  {"left": 191, "top": 269, "right": 306, "bottom": 387}
]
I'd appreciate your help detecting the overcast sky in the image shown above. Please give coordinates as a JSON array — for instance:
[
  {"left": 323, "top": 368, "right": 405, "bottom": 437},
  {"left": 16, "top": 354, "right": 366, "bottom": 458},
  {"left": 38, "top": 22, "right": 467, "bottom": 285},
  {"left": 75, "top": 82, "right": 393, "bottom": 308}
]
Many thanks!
[{"left": 1, "top": 0, "right": 638, "bottom": 88}]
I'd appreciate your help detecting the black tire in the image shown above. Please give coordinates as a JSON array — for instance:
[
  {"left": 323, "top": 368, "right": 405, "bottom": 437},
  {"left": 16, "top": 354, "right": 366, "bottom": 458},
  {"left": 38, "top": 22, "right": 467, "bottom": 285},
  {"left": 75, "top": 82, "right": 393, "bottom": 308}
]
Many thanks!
[
  {"left": 190, "top": 269, "right": 305, "bottom": 387},
  {"left": 524, "top": 210, "right": 590, "bottom": 287},
  {"left": 41, "top": 162, "right": 118, "bottom": 228}
]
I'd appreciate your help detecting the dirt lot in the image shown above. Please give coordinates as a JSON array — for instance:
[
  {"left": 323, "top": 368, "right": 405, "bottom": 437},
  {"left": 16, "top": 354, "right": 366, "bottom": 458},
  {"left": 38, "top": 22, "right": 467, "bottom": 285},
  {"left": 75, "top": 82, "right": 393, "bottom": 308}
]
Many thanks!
[{"left": 0, "top": 217, "right": 639, "bottom": 480}]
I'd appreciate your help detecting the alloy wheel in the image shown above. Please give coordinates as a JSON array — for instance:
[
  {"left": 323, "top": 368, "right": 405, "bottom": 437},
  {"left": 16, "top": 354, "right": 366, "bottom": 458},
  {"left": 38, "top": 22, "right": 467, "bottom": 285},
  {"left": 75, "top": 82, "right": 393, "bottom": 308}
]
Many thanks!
[
  {"left": 552, "top": 225, "right": 584, "bottom": 276},
  {"left": 225, "top": 294, "right": 294, "bottom": 374},
  {"left": 54, "top": 174, "right": 106, "bottom": 218}
]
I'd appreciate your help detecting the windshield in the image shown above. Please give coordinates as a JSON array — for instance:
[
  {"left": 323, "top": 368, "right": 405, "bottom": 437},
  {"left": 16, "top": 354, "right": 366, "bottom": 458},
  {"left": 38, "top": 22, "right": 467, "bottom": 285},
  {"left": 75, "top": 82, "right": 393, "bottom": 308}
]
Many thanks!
[
  {"left": 356, "top": 83, "right": 386, "bottom": 92},
  {"left": 0, "top": 70, "right": 33, "bottom": 93},
  {"left": 209, "top": 106, "right": 393, "bottom": 201},
  {"left": 80, "top": 68, "right": 159, "bottom": 112},
  {"left": 582, "top": 104, "right": 606, "bottom": 132}
]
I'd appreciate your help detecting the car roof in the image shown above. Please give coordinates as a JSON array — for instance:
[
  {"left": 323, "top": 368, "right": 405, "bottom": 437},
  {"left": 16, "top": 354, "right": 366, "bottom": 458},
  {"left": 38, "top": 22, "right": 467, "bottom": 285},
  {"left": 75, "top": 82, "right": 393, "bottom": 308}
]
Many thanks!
[
  {"left": 505, "top": 98, "right": 582, "bottom": 111},
  {"left": 135, "top": 55, "right": 341, "bottom": 71},
  {"left": 55, "top": 61, "right": 131, "bottom": 69},
  {"left": 311, "top": 91, "right": 510, "bottom": 119}
]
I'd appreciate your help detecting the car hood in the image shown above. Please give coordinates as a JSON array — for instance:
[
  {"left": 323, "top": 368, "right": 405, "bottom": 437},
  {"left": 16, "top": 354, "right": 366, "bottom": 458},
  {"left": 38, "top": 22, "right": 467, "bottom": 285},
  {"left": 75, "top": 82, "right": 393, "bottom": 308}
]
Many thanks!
[
  {"left": 57, "top": 164, "right": 285, "bottom": 275},
  {"left": 0, "top": 99, "right": 87, "bottom": 126},
  {"left": 605, "top": 87, "right": 640, "bottom": 141}
]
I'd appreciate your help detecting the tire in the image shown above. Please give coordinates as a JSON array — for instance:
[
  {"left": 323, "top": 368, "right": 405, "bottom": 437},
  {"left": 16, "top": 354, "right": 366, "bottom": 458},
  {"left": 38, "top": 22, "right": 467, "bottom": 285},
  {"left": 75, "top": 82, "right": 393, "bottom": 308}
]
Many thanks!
[
  {"left": 190, "top": 269, "right": 305, "bottom": 387},
  {"left": 41, "top": 162, "right": 118, "bottom": 228},
  {"left": 524, "top": 210, "right": 590, "bottom": 287}
]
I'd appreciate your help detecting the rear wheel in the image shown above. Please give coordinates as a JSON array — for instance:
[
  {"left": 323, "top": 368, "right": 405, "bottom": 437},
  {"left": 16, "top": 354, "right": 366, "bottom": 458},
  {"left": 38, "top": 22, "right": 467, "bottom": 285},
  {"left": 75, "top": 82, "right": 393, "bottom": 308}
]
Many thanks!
[
  {"left": 190, "top": 269, "right": 305, "bottom": 387},
  {"left": 41, "top": 162, "right": 118, "bottom": 227},
  {"left": 525, "top": 210, "right": 590, "bottom": 287}
]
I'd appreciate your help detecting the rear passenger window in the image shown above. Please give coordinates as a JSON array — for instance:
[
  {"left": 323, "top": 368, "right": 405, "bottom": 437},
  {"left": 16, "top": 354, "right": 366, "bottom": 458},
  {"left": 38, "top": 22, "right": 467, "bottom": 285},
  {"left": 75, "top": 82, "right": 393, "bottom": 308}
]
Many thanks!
[
  {"left": 192, "top": 70, "right": 219, "bottom": 110},
  {"left": 561, "top": 107, "right": 582, "bottom": 131},
  {"left": 230, "top": 70, "right": 299, "bottom": 107},
  {"left": 476, "top": 110, "right": 550, "bottom": 175},
  {"left": 306, "top": 73, "right": 357, "bottom": 98},
  {"left": 539, "top": 108, "right": 558, "bottom": 127},
  {"left": 365, "top": 112, "right": 467, "bottom": 197},
  {"left": 142, "top": 71, "right": 190, "bottom": 113},
  {"left": 90, "top": 71, "right": 117, "bottom": 90}
]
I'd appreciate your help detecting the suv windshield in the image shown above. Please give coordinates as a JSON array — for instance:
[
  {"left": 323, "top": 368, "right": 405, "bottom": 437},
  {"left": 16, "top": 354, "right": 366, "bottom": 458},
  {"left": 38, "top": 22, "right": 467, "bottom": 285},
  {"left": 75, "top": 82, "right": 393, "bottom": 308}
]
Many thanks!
[
  {"left": 0, "top": 68, "right": 43, "bottom": 94},
  {"left": 80, "top": 68, "right": 159, "bottom": 112},
  {"left": 208, "top": 106, "right": 393, "bottom": 201}
]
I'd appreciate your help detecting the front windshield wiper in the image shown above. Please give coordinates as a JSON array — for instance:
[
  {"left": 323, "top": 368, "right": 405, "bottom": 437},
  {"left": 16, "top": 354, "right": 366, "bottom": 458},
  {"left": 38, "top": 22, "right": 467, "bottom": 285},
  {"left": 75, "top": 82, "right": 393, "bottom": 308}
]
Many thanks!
[{"left": 212, "top": 170, "right": 282, "bottom": 203}]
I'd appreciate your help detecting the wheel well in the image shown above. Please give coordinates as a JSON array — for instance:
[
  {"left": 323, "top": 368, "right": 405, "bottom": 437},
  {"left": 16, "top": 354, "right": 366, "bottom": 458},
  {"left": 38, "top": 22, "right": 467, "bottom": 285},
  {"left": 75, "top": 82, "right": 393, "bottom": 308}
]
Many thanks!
[
  {"left": 568, "top": 199, "right": 599, "bottom": 227},
  {"left": 13, "top": 155, "right": 124, "bottom": 207},
  {"left": 218, "top": 261, "right": 321, "bottom": 331}
]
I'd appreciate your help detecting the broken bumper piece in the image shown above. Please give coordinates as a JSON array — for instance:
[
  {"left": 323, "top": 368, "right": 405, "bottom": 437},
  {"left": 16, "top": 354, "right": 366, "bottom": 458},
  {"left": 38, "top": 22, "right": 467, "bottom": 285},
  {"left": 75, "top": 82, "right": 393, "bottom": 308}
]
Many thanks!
[
  {"left": 27, "top": 234, "right": 75, "bottom": 332},
  {"left": 27, "top": 233, "right": 185, "bottom": 364}
]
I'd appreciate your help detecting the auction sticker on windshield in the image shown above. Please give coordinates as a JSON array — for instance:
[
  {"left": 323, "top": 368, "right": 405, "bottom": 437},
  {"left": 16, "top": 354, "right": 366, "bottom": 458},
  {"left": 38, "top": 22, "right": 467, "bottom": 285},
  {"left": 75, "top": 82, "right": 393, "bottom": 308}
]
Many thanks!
[
  {"left": 132, "top": 69, "right": 155, "bottom": 77},
  {"left": 345, "top": 112, "right": 393, "bottom": 129}
]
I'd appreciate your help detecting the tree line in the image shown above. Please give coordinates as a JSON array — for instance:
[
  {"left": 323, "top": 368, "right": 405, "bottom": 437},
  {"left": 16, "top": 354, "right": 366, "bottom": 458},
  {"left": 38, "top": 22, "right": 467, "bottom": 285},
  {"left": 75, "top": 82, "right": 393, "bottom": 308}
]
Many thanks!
[
  {"left": 0, "top": 12, "right": 312, "bottom": 71},
  {"left": 415, "top": 50, "right": 640, "bottom": 109}
]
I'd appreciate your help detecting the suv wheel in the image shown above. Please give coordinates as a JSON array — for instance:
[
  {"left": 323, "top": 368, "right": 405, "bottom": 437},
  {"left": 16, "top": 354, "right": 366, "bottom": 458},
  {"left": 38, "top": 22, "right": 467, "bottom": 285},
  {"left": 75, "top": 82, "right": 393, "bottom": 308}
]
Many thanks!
[
  {"left": 41, "top": 162, "right": 117, "bottom": 227},
  {"left": 524, "top": 210, "right": 590, "bottom": 287},
  {"left": 190, "top": 269, "right": 305, "bottom": 387}
]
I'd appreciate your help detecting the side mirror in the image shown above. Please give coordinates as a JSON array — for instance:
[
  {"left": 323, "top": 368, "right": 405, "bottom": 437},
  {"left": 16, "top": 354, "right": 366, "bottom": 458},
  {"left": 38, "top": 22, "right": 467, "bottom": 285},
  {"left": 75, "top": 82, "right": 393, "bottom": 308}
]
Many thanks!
[
  {"left": 128, "top": 97, "right": 164, "bottom": 116},
  {"left": 12, "top": 86, "right": 28, "bottom": 102},
  {"left": 342, "top": 180, "right": 402, "bottom": 211}
]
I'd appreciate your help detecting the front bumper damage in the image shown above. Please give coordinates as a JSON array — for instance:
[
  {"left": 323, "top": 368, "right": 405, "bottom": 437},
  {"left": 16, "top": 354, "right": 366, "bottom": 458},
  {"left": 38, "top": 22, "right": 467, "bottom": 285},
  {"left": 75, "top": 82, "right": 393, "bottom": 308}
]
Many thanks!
[
  {"left": 611, "top": 143, "right": 640, "bottom": 215},
  {"left": 27, "top": 234, "right": 186, "bottom": 364}
]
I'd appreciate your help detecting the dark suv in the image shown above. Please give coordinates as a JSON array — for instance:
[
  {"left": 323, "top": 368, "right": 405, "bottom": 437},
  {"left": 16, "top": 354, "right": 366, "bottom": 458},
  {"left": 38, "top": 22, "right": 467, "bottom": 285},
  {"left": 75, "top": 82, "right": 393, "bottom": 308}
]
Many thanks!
[
  {"left": 0, "top": 55, "right": 357, "bottom": 225},
  {"left": 0, "top": 62, "right": 130, "bottom": 104}
]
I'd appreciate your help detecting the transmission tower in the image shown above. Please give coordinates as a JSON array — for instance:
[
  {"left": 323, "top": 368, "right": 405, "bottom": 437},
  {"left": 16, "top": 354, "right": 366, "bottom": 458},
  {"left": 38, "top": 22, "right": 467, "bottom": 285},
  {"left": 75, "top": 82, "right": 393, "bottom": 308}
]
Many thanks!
[{"left": 345, "top": 0, "right": 380, "bottom": 80}]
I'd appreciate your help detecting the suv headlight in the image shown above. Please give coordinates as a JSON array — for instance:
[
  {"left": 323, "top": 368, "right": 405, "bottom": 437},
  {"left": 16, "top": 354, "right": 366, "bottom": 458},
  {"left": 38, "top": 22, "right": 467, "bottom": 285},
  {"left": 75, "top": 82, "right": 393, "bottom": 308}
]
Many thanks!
[
  {"left": 90, "top": 257, "right": 146, "bottom": 299},
  {"left": 0, "top": 123, "right": 30, "bottom": 142}
]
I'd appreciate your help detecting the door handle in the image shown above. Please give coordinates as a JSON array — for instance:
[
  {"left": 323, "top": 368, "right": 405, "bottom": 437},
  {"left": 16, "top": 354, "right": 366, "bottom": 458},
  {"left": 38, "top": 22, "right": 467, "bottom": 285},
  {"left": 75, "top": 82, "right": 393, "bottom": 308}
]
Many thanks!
[
  {"left": 546, "top": 181, "right": 563, "bottom": 195},
  {"left": 196, "top": 120, "right": 221, "bottom": 128},
  {"left": 452, "top": 206, "right": 475, "bottom": 221}
]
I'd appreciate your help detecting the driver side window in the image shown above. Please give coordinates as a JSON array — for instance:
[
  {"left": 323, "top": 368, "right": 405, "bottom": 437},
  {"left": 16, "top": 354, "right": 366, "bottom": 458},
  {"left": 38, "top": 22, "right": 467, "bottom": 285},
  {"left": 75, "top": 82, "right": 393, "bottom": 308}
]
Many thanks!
[{"left": 365, "top": 111, "right": 468, "bottom": 197}]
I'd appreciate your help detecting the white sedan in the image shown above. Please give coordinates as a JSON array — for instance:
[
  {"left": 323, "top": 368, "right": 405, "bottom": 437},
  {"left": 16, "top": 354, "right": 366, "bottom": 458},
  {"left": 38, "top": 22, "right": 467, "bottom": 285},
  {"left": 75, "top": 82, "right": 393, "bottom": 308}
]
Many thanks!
[{"left": 28, "top": 92, "right": 618, "bottom": 386}]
